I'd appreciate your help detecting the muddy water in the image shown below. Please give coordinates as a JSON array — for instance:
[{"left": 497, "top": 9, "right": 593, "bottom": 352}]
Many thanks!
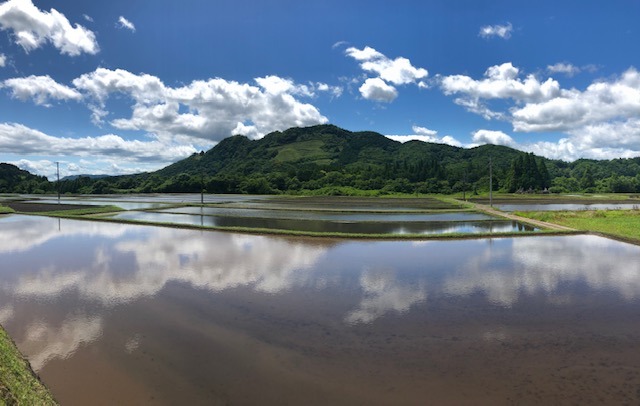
[
  {"left": 1, "top": 215, "right": 640, "bottom": 404},
  {"left": 111, "top": 211, "right": 535, "bottom": 234}
]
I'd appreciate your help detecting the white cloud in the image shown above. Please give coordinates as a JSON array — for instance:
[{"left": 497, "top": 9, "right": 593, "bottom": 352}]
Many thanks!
[
  {"left": 71, "top": 68, "right": 329, "bottom": 141},
  {"left": 0, "top": 52, "right": 5, "bottom": 67},
  {"left": 0, "top": 122, "right": 197, "bottom": 163},
  {"left": 0, "top": 0, "right": 98, "bottom": 56},
  {"left": 255, "top": 75, "right": 313, "bottom": 97},
  {"left": 3, "top": 74, "right": 82, "bottom": 105},
  {"left": 82, "top": 14, "right": 93, "bottom": 23},
  {"left": 116, "top": 16, "right": 135, "bottom": 32},
  {"left": 471, "top": 129, "right": 516, "bottom": 147},
  {"left": 331, "top": 40, "right": 348, "bottom": 49},
  {"left": 512, "top": 67, "right": 640, "bottom": 132},
  {"left": 358, "top": 77, "right": 397, "bottom": 102},
  {"left": 413, "top": 125, "right": 437, "bottom": 136},
  {"left": 386, "top": 125, "right": 463, "bottom": 147},
  {"left": 346, "top": 46, "right": 428, "bottom": 85},
  {"left": 345, "top": 46, "right": 384, "bottom": 61},
  {"left": 315, "top": 82, "right": 343, "bottom": 97},
  {"left": 9, "top": 158, "right": 54, "bottom": 176},
  {"left": 345, "top": 46, "right": 428, "bottom": 102},
  {"left": 441, "top": 62, "right": 561, "bottom": 104},
  {"left": 479, "top": 22, "right": 513, "bottom": 39},
  {"left": 361, "top": 55, "right": 428, "bottom": 86},
  {"left": 547, "top": 62, "right": 580, "bottom": 77}
]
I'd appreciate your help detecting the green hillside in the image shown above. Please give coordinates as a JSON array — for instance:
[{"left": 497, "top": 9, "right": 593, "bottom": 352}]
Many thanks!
[
  {"left": 8, "top": 124, "right": 640, "bottom": 196},
  {"left": 60, "top": 125, "right": 551, "bottom": 195},
  {"left": 0, "top": 163, "right": 52, "bottom": 194}
]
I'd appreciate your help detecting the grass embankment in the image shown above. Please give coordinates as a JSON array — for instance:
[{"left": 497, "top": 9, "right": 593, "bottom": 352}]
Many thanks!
[
  {"left": 30, "top": 205, "right": 123, "bottom": 217},
  {"left": 0, "top": 327, "right": 57, "bottom": 405},
  {"left": 0, "top": 206, "right": 14, "bottom": 214},
  {"left": 518, "top": 210, "right": 640, "bottom": 244}
]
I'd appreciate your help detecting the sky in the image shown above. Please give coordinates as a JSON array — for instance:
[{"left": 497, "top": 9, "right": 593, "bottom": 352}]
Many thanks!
[{"left": 0, "top": 0, "right": 639, "bottom": 179}]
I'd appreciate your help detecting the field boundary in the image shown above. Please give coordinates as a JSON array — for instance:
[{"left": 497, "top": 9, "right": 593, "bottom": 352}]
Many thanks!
[{"left": 459, "top": 200, "right": 577, "bottom": 232}]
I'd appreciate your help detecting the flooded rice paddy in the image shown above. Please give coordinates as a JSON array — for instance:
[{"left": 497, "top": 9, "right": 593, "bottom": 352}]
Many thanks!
[
  {"left": 496, "top": 203, "right": 640, "bottom": 212},
  {"left": 1, "top": 214, "right": 640, "bottom": 404},
  {"left": 110, "top": 210, "right": 536, "bottom": 235}
]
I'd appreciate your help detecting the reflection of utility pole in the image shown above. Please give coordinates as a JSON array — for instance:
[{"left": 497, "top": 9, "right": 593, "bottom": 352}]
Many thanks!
[
  {"left": 56, "top": 162, "right": 60, "bottom": 204},
  {"left": 489, "top": 157, "right": 493, "bottom": 208}
]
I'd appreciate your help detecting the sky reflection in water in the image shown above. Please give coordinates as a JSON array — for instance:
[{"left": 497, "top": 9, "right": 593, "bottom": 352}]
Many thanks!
[{"left": 1, "top": 215, "right": 640, "bottom": 403}]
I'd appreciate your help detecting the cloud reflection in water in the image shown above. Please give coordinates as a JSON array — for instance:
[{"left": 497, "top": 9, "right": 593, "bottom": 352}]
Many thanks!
[{"left": 3, "top": 216, "right": 640, "bottom": 372}]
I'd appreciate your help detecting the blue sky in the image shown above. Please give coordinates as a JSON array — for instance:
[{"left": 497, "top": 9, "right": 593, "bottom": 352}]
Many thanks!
[{"left": 0, "top": 0, "right": 639, "bottom": 178}]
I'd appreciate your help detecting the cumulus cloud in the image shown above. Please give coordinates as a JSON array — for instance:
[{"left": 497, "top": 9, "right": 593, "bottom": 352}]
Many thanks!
[
  {"left": 479, "top": 22, "right": 513, "bottom": 39},
  {"left": 345, "top": 45, "right": 428, "bottom": 101},
  {"left": 0, "top": 0, "right": 98, "bottom": 55},
  {"left": 1, "top": 67, "right": 330, "bottom": 150},
  {"left": 386, "top": 125, "right": 463, "bottom": 147},
  {"left": 0, "top": 122, "right": 196, "bottom": 163},
  {"left": 471, "top": 129, "right": 516, "bottom": 147},
  {"left": 358, "top": 77, "right": 398, "bottom": 102},
  {"left": 0, "top": 52, "right": 5, "bottom": 67},
  {"left": 116, "top": 16, "right": 135, "bottom": 32},
  {"left": 512, "top": 67, "right": 640, "bottom": 132},
  {"left": 71, "top": 68, "right": 330, "bottom": 141},
  {"left": 3, "top": 74, "right": 82, "bottom": 105},
  {"left": 441, "top": 62, "right": 561, "bottom": 104},
  {"left": 437, "top": 61, "right": 640, "bottom": 161}
]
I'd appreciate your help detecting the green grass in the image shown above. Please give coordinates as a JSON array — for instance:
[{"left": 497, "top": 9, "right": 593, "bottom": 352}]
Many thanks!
[
  {"left": 28, "top": 205, "right": 124, "bottom": 217},
  {"left": 0, "top": 206, "right": 14, "bottom": 214},
  {"left": 518, "top": 209, "right": 640, "bottom": 243},
  {"left": 0, "top": 327, "right": 57, "bottom": 405},
  {"left": 273, "top": 140, "right": 330, "bottom": 163}
]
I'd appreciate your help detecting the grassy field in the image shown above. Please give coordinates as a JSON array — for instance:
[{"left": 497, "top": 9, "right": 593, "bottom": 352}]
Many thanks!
[
  {"left": 0, "top": 327, "right": 57, "bottom": 405},
  {"left": 518, "top": 209, "right": 640, "bottom": 243},
  {"left": 0, "top": 206, "right": 14, "bottom": 214}
]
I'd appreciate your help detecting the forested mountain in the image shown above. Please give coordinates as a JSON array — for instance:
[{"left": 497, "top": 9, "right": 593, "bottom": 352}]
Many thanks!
[
  {"left": 0, "top": 163, "right": 52, "bottom": 194},
  {"left": 70, "top": 125, "right": 537, "bottom": 195},
  {"left": 5, "top": 125, "right": 640, "bottom": 195}
]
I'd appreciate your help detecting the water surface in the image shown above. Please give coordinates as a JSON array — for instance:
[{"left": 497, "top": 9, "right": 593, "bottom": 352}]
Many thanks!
[
  {"left": 111, "top": 211, "right": 535, "bottom": 234},
  {"left": 1, "top": 215, "right": 640, "bottom": 404},
  {"left": 158, "top": 206, "right": 493, "bottom": 222},
  {"left": 497, "top": 203, "right": 640, "bottom": 212}
]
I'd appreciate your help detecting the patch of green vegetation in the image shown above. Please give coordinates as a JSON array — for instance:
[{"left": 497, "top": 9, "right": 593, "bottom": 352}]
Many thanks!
[
  {"left": 0, "top": 206, "right": 14, "bottom": 214},
  {"left": 273, "top": 139, "right": 330, "bottom": 163},
  {"left": 0, "top": 326, "right": 57, "bottom": 405},
  {"left": 518, "top": 209, "right": 640, "bottom": 243},
  {"left": 31, "top": 205, "right": 124, "bottom": 217}
]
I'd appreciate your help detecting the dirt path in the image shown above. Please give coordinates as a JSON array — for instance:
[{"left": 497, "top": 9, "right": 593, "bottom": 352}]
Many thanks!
[{"left": 457, "top": 200, "right": 576, "bottom": 232}]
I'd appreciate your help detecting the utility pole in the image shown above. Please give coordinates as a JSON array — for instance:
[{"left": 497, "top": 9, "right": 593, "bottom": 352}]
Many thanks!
[
  {"left": 462, "top": 169, "right": 467, "bottom": 202},
  {"left": 56, "top": 162, "right": 60, "bottom": 204},
  {"left": 489, "top": 157, "right": 493, "bottom": 207}
]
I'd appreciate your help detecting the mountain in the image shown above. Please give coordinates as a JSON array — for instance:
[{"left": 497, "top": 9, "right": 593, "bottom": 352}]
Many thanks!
[
  {"left": 69, "top": 125, "right": 549, "bottom": 195},
  {"left": 0, "top": 163, "right": 52, "bottom": 194},
  {"left": 60, "top": 174, "right": 110, "bottom": 181},
  {"left": 11, "top": 124, "right": 640, "bottom": 195}
]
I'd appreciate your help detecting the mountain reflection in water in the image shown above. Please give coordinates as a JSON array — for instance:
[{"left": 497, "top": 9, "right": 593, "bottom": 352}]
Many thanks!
[{"left": 1, "top": 215, "right": 640, "bottom": 404}]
